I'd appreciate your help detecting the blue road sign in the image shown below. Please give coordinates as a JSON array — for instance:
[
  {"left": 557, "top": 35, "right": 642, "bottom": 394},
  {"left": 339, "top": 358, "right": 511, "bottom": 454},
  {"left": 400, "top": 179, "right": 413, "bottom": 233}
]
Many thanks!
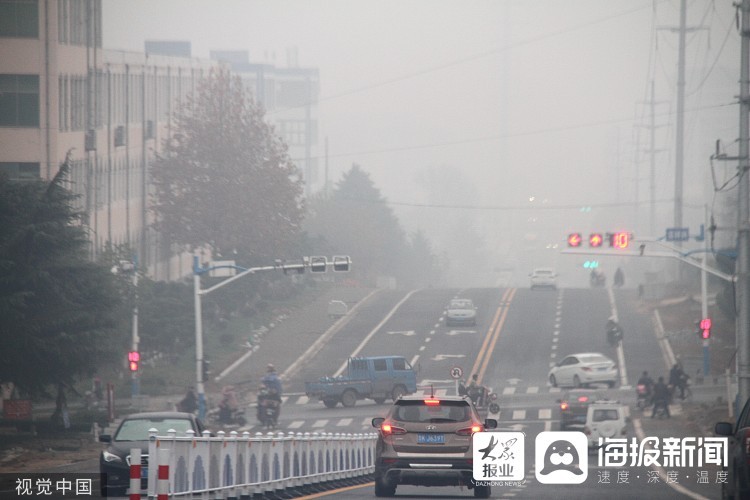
[{"left": 666, "top": 227, "right": 690, "bottom": 242}]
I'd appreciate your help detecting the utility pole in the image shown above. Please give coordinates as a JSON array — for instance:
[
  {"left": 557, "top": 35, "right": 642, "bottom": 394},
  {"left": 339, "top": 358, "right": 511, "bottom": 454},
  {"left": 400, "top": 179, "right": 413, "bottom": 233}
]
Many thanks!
[
  {"left": 674, "top": 0, "right": 687, "bottom": 232},
  {"left": 644, "top": 80, "right": 667, "bottom": 237},
  {"left": 737, "top": 0, "right": 750, "bottom": 408}
]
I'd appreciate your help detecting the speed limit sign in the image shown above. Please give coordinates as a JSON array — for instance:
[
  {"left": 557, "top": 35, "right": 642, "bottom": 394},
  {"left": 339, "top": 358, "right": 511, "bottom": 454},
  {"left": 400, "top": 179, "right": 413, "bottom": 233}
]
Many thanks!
[{"left": 450, "top": 366, "right": 463, "bottom": 380}]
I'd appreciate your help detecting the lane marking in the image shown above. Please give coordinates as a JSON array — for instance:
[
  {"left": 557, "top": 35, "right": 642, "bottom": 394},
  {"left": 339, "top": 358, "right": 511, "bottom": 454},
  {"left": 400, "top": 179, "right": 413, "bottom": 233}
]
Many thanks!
[
  {"left": 283, "top": 288, "right": 380, "bottom": 381},
  {"left": 512, "top": 410, "right": 526, "bottom": 420},
  {"left": 337, "top": 418, "right": 353, "bottom": 427},
  {"left": 503, "top": 387, "right": 516, "bottom": 395},
  {"left": 410, "top": 354, "right": 420, "bottom": 366},
  {"left": 538, "top": 408, "right": 552, "bottom": 419},
  {"left": 288, "top": 420, "right": 304, "bottom": 429},
  {"left": 527, "top": 386, "right": 539, "bottom": 394},
  {"left": 312, "top": 419, "right": 328, "bottom": 428},
  {"left": 334, "top": 290, "right": 418, "bottom": 377},
  {"left": 471, "top": 289, "right": 511, "bottom": 380},
  {"left": 477, "top": 289, "right": 516, "bottom": 382},
  {"left": 296, "top": 482, "right": 372, "bottom": 499},
  {"left": 607, "top": 287, "right": 629, "bottom": 387},
  {"left": 296, "top": 395, "right": 309, "bottom": 405}
]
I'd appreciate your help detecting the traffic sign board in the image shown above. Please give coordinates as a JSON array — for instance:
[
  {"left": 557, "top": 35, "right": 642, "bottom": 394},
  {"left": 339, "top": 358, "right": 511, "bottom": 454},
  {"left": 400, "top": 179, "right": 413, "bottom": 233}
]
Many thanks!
[
  {"left": 450, "top": 366, "right": 463, "bottom": 380},
  {"left": 666, "top": 227, "right": 690, "bottom": 241}
]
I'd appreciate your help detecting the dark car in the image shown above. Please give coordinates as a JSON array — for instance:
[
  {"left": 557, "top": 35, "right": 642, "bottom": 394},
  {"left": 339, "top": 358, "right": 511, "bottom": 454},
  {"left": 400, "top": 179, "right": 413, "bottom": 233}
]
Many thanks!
[
  {"left": 371, "top": 394, "right": 497, "bottom": 498},
  {"left": 558, "top": 389, "right": 605, "bottom": 430},
  {"left": 715, "top": 397, "right": 750, "bottom": 500},
  {"left": 99, "top": 411, "right": 207, "bottom": 496}
]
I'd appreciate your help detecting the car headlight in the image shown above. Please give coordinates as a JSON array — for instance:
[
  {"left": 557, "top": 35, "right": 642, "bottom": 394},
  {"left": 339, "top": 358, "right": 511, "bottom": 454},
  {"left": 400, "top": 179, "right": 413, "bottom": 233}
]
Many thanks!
[{"left": 102, "top": 450, "right": 124, "bottom": 463}]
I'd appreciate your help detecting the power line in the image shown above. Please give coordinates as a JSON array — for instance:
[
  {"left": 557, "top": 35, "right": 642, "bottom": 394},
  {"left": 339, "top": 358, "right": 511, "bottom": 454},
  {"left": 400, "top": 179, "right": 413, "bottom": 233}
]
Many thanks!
[{"left": 291, "top": 100, "right": 736, "bottom": 162}]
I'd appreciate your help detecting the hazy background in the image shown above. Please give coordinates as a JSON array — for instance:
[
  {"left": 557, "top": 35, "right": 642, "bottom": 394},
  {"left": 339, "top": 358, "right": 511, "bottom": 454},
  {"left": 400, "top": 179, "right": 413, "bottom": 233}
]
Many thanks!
[{"left": 103, "top": 0, "right": 740, "bottom": 286}]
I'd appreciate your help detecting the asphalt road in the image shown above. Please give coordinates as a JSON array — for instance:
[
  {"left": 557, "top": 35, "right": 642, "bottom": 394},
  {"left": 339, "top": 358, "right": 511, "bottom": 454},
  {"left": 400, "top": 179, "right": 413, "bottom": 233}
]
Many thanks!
[{"left": 41, "top": 285, "right": 726, "bottom": 499}]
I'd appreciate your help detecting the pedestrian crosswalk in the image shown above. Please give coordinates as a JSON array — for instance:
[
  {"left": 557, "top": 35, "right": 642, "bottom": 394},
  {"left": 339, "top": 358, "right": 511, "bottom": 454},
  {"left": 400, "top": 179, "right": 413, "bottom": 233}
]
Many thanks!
[
  {"left": 281, "top": 385, "right": 574, "bottom": 407},
  {"left": 244, "top": 407, "right": 559, "bottom": 433},
  {"left": 241, "top": 402, "right": 684, "bottom": 433}
]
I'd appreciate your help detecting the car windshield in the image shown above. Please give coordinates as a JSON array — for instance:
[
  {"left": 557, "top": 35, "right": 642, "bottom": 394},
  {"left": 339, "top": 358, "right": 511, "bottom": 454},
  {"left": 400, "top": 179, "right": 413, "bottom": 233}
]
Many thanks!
[
  {"left": 115, "top": 418, "right": 194, "bottom": 441},
  {"left": 449, "top": 300, "right": 472, "bottom": 309},
  {"left": 393, "top": 401, "right": 471, "bottom": 423},
  {"left": 535, "top": 270, "right": 553, "bottom": 275},
  {"left": 581, "top": 355, "right": 610, "bottom": 364},
  {"left": 592, "top": 409, "right": 621, "bottom": 422}
]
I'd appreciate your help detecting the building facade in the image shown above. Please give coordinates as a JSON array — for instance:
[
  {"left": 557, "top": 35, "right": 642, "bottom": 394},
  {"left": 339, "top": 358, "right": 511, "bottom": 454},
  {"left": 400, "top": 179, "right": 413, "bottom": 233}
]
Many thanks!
[{"left": 1, "top": 0, "right": 320, "bottom": 280}]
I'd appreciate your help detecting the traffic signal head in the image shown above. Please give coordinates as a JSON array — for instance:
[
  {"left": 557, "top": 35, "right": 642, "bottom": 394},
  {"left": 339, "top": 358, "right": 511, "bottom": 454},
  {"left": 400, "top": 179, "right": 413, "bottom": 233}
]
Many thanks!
[
  {"left": 609, "top": 231, "right": 631, "bottom": 249},
  {"left": 589, "top": 233, "right": 603, "bottom": 247},
  {"left": 128, "top": 351, "right": 140, "bottom": 372},
  {"left": 332, "top": 255, "right": 351, "bottom": 272},
  {"left": 567, "top": 233, "right": 582, "bottom": 247},
  {"left": 700, "top": 318, "right": 712, "bottom": 339},
  {"left": 309, "top": 256, "right": 327, "bottom": 273}
]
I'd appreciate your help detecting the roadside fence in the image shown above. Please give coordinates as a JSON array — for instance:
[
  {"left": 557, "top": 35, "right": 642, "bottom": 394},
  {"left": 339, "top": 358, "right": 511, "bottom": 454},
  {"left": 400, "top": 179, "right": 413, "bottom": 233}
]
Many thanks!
[{"left": 140, "top": 429, "right": 377, "bottom": 498}]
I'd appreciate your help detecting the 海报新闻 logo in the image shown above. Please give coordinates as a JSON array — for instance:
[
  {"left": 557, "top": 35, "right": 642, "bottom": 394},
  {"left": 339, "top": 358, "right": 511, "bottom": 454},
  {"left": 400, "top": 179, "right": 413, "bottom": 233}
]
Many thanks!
[{"left": 535, "top": 431, "right": 588, "bottom": 484}]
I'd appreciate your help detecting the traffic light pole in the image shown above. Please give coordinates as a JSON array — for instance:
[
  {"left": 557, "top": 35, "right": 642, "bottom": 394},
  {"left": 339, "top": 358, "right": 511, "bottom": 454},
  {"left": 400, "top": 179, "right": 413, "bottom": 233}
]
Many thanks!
[{"left": 192, "top": 255, "right": 350, "bottom": 420}]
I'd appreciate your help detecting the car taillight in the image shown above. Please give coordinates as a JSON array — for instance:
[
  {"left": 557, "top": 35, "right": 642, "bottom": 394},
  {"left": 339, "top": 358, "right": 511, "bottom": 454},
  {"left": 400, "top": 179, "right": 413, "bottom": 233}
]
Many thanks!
[
  {"left": 560, "top": 402, "right": 569, "bottom": 411},
  {"left": 457, "top": 424, "right": 483, "bottom": 436},
  {"left": 577, "top": 396, "right": 589, "bottom": 402},
  {"left": 424, "top": 398, "right": 440, "bottom": 406},
  {"left": 584, "top": 426, "right": 591, "bottom": 436},
  {"left": 381, "top": 423, "right": 407, "bottom": 435}
]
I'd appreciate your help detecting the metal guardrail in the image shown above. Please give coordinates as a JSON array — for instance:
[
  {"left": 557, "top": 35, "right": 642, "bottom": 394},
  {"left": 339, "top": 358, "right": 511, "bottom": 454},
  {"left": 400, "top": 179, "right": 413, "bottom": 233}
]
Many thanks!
[{"left": 145, "top": 429, "right": 377, "bottom": 498}]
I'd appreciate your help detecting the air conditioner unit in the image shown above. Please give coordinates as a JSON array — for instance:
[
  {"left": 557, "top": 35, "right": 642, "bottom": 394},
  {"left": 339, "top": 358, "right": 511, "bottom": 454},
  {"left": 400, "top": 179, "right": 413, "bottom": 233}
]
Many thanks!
[
  {"left": 144, "top": 120, "right": 154, "bottom": 140},
  {"left": 114, "top": 126, "right": 126, "bottom": 147},
  {"left": 85, "top": 129, "right": 96, "bottom": 151}
]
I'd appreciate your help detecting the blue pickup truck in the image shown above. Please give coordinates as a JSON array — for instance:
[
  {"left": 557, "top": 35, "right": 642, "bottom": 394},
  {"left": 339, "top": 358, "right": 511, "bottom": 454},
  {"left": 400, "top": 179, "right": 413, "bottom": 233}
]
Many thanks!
[{"left": 305, "top": 356, "right": 418, "bottom": 408}]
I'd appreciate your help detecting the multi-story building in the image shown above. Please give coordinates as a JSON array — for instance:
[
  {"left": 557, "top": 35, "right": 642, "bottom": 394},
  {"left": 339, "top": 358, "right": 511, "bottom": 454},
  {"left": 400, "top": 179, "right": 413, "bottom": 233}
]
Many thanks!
[{"left": 0, "top": 1, "right": 320, "bottom": 280}]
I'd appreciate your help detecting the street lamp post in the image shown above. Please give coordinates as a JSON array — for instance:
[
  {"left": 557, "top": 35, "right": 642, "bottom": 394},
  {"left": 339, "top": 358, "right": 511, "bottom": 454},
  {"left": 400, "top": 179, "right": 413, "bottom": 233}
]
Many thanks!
[
  {"left": 112, "top": 257, "right": 139, "bottom": 398},
  {"left": 192, "top": 254, "right": 350, "bottom": 420}
]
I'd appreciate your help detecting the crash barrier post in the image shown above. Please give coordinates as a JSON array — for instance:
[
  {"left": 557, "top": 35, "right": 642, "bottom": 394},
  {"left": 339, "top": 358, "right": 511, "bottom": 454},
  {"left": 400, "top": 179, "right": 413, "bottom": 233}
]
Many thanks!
[
  {"left": 145, "top": 428, "right": 377, "bottom": 497},
  {"left": 129, "top": 448, "right": 140, "bottom": 500}
]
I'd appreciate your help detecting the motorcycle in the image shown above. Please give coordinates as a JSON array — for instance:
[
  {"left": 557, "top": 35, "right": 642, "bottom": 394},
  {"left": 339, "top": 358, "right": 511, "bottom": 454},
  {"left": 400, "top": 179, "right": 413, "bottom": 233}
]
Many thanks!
[
  {"left": 590, "top": 272, "right": 606, "bottom": 288},
  {"left": 257, "top": 397, "right": 281, "bottom": 429},
  {"left": 636, "top": 384, "right": 651, "bottom": 410},
  {"left": 211, "top": 405, "right": 247, "bottom": 426},
  {"left": 607, "top": 323, "right": 623, "bottom": 346}
]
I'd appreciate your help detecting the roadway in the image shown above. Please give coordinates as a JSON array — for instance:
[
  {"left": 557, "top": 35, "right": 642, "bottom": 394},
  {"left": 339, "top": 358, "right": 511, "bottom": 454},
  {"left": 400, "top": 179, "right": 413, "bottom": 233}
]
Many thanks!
[{"left": 52, "top": 285, "right": 725, "bottom": 499}]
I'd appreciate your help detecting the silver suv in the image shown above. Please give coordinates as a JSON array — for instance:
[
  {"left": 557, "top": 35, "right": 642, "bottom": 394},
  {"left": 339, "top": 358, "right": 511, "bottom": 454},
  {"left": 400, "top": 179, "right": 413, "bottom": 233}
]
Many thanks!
[{"left": 371, "top": 394, "right": 497, "bottom": 498}]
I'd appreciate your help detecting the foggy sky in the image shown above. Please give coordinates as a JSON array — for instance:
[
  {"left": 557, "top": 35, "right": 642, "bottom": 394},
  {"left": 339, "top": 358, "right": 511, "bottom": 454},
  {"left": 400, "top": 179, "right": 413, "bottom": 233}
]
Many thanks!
[{"left": 103, "top": 0, "right": 740, "bottom": 280}]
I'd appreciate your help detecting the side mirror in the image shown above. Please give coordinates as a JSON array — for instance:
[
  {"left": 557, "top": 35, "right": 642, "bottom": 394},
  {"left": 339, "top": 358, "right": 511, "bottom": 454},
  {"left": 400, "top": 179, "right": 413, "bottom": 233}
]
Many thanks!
[
  {"left": 484, "top": 418, "right": 498, "bottom": 430},
  {"left": 99, "top": 434, "right": 112, "bottom": 443},
  {"left": 372, "top": 417, "right": 385, "bottom": 428},
  {"left": 715, "top": 422, "right": 734, "bottom": 436}
]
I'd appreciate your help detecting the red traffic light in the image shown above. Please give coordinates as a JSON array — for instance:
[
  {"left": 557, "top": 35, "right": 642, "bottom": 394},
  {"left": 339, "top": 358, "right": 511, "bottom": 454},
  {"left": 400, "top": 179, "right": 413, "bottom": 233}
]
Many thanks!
[
  {"left": 128, "top": 351, "right": 140, "bottom": 372},
  {"left": 610, "top": 232, "right": 631, "bottom": 249},
  {"left": 567, "top": 233, "right": 582, "bottom": 247},
  {"left": 589, "top": 233, "right": 603, "bottom": 247},
  {"left": 700, "top": 318, "right": 712, "bottom": 339}
]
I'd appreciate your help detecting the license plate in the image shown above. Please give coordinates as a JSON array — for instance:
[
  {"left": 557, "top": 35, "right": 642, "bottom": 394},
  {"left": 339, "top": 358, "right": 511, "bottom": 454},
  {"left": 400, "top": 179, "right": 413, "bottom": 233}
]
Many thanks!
[{"left": 417, "top": 433, "right": 444, "bottom": 444}]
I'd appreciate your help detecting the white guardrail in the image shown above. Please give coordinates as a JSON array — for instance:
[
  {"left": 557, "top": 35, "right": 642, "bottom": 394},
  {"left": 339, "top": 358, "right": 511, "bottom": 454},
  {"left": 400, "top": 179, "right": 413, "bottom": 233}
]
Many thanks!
[{"left": 141, "top": 429, "right": 378, "bottom": 498}]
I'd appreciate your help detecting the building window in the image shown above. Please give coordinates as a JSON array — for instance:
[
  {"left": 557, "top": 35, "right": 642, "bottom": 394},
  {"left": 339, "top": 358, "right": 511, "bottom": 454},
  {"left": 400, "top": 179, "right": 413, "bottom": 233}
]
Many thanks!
[
  {"left": 0, "top": 74, "right": 39, "bottom": 127},
  {"left": 0, "top": 162, "right": 40, "bottom": 180},
  {"left": 0, "top": 0, "right": 39, "bottom": 38},
  {"left": 279, "top": 120, "right": 305, "bottom": 146}
]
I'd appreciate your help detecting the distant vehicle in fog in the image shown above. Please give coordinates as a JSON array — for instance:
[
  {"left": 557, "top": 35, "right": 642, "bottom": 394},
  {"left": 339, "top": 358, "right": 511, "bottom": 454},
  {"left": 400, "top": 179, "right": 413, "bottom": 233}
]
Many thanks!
[
  {"left": 548, "top": 353, "right": 617, "bottom": 389},
  {"left": 445, "top": 298, "right": 478, "bottom": 326},
  {"left": 305, "top": 356, "right": 417, "bottom": 408},
  {"left": 529, "top": 268, "right": 558, "bottom": 290}
]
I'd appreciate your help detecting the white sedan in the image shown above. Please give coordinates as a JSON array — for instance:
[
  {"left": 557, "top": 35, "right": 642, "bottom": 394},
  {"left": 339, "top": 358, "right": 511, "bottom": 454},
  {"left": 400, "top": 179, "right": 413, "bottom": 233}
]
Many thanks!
[{"left": 548, "top": 353, "right": 618, "bottom": 388}]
